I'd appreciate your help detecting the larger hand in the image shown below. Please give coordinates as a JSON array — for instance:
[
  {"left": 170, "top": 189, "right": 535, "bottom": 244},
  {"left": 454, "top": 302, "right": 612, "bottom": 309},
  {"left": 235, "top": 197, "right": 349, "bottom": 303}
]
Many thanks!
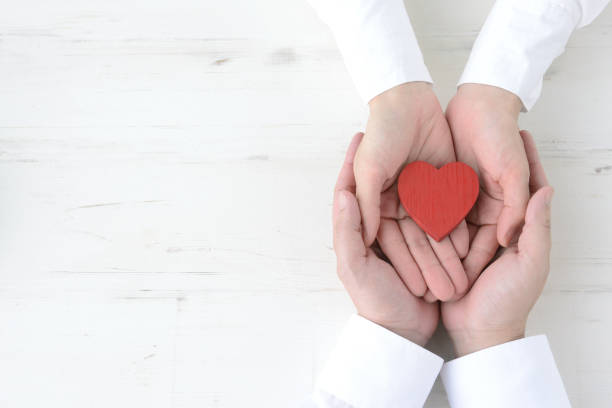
[
  {"left": 333, "top": 132, "right": 438, "bottom": 345},
  {"left": 442, "top": 130, "right": 553, "bottom": 356},
  {"left": 355, "top": 82, "right": 469, "bottom": 302}
]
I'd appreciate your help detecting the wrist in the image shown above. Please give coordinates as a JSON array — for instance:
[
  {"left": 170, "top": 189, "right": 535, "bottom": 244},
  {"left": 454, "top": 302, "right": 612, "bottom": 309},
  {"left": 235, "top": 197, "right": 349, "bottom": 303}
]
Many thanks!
[
  {"left": 456, "top": 83, "right": 522, "bottom": 118},
  {"left": 393, "top": 327, "right": 430, "bottom": 347},
  {"left": 448, "top": 326, "right": 525, "bottom": 357},
  {"left": 367, "top": 319, "right": 431, "bottom": 347},
  {"left": 364, "top": 313, "right": 435, "bottom": 347},
  {"left": 366, "top": 82, "right": 439, "bottom": 151},
  {"left": 369, "top": 82, "right": 433, "bottom": 114}
]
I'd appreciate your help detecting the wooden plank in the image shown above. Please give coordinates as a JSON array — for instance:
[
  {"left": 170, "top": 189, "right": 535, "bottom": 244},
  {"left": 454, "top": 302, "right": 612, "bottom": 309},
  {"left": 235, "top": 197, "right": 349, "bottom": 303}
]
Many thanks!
[{"left": 0, "top": 0, "right": 611, "bottom": 406}]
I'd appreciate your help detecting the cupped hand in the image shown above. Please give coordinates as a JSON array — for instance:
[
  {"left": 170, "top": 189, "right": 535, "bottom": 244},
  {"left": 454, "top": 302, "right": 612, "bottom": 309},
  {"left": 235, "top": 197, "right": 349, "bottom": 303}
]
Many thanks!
[
  {"left": 355, "top": 82, "right": 469, "bottom": 302},
  {"left": 442, "top": 130, "right": 553, "bottom": 356},
  {"left": 446, "top": 83, "right": 529, "bottom": 283},
  {"left": 333, "top": 132, "right": 439, "bottom": 345}
]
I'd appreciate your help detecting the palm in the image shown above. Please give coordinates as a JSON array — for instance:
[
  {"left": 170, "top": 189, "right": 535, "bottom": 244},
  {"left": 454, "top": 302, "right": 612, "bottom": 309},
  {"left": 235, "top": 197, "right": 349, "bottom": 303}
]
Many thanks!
[
  {"left": 411, "top": 105, "right": 457, "bottom": 167},
  {"left": 447, "top": 95, "right": 523, "bottom": 208},
  {"left": 334, "top": 132, "right": 440, "bottom": 346},
  {"left": 441, "top": 129, "right": 552, "bottom": 356},
  {"left": 446, "top": 91, "right": 529, "bottom": 283},
  {"left": 442, "top": 247, "right": 529, "bottom": 336},
  {"left": 380, "top": 102, "right": 458, "bottom": 208},
  {"left": 359, "top": 87, "right": 456, "bottom": 190},
  {"left": 441, "top": 212, "right": 550, "bottom": 346},
  {"left": 352, "top": 251, "right": 439, "bottom": 344},
  {"left": 372, "top": 96, "right": 470, "bottom": 301},
  {"left": 379, "top": 100, "right": 459, "bottom": 221}
]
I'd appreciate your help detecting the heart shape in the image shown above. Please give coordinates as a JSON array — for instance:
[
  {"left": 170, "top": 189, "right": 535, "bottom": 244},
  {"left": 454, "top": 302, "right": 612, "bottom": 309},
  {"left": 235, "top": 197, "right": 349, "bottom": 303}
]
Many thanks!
[{"left": 397, "top": 161, "right": 479, "bottom": 242}]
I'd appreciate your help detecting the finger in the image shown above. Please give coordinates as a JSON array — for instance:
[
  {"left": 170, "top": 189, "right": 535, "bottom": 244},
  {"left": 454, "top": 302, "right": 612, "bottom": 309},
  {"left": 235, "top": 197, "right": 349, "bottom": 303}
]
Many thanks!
[
  {"left": 519, "top": 130, "right": 549, "bottom": 193},
  {"left": 449, "top": 219, "right": 469, "bottom": 259},
  {"left": 354, "top": 160, "right": 386, "bottom": 246},
  {"left": 333, "top": 132, "right": 364, "bottom": 225},
  {"left": 518, "top": 186, "right": 554, "bottom": 273},
  {"left": 377, "top": 219, "right": 427, "bottom": 297},
  {"left": 497, "top": 146, "right": 530, "bottom": 247},
  {"left": 333, "top": 190, "right": 368, "bottom": 277},
  {"left": 427, "top": 235, "right": 468, "bottom": 299},
  {"left": 423, "top": 290, "right": 437, "bottom": 303},
  {"left": 380, "top": 185, "right": 406, "bottom": 219},
  {"left": 463, "top": 224, "right": 498, "bottom": 285},
  {"left": 334, "top": 132, "right": 364, "bottom": 194},
  {"left": 399, "top": 219, "right": 455, "bottom": 301}
]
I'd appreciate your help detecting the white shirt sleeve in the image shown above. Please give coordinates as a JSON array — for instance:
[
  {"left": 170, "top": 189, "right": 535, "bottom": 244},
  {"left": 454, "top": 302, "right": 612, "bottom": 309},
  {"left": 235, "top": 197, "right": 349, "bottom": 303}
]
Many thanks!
[
  {"left": 310, "top": 314, "right": 443, "bottom": 408},
  {"left": 459, "top": 0, "right": 610, "bottom": 110},
  {"left": 307, "top": 0, "right": 432, "bottom": 103},
  {"left": 440, "top": 335, "right": 570, "bottom": 407}
]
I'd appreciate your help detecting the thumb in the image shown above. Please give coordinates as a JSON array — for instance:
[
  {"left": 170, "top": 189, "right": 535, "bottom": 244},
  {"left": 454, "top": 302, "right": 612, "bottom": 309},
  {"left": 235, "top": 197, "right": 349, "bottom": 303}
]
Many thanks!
[
  {"left": 333, "top": 190, "right": 368, "bottom": 266},
  {"left": 354, "top": 163, "right": 386, "bottom": 246},
  {"left": 517, "top": 186, "right": 554, "bottom": 272},
  {"left": 497, "top": 161, "right": 530, "bottom": 246}
]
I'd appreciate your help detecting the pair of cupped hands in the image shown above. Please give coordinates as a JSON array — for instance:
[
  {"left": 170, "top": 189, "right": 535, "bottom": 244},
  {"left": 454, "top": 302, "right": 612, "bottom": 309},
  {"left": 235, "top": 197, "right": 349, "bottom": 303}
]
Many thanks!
[{"left": 332, "top": 82, "right": 554, "bottom": 356}]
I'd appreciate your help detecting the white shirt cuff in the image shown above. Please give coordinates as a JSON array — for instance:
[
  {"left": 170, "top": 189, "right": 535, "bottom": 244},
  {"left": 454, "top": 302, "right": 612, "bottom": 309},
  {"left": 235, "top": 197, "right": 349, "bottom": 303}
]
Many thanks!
[
  {"left": 314, "top": 314, "right": 443, "bottom": 408},
  {"left": 308, "top": 0, "right": 432, "bottom": 103},
  {"left": 459, "top": 0, "right": 582, "bottom": 111},
  {"left": 441, "top": 335, "right": 570, "bottom": 408}
]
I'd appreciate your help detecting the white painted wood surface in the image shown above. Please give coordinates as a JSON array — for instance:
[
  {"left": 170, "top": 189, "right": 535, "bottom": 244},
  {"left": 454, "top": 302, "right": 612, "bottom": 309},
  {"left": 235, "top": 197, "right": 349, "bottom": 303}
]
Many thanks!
[{"left": 0, "top": 0, "right": 611, "bottom": 406}]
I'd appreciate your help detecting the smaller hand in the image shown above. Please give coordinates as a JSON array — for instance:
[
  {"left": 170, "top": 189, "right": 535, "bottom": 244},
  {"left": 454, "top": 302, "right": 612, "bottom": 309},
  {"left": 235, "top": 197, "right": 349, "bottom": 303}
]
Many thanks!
[
  {"left": 447, "top": 84, "right": 527, "bottom": 284},
  {"left": 355, "top": 82, "right": 469, "bottom": 302},
  {"left": 442, "top": 130, "right": 553, "bottom": 356},
  {"left": 333, "top": 132, "right": 439, "bottom": 345}
]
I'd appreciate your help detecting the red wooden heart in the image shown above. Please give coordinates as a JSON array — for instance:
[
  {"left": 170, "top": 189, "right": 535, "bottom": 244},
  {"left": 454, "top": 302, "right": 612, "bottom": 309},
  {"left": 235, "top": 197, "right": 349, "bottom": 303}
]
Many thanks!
[{"left": 397, "top": 161, "right": 479, "bottom": 242}]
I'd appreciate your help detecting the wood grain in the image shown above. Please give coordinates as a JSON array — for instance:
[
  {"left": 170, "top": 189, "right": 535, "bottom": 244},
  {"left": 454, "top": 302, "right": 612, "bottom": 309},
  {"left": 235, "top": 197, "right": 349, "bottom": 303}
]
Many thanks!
[{"left": 0, "top": 0, "right": 611, "bottom": 407}]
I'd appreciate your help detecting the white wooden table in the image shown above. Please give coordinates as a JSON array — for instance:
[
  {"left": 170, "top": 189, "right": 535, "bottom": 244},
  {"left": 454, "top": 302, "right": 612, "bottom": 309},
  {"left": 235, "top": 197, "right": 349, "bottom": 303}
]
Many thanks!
[{"left": 1, "top": 1, "right": 611, "bottom": 406}]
